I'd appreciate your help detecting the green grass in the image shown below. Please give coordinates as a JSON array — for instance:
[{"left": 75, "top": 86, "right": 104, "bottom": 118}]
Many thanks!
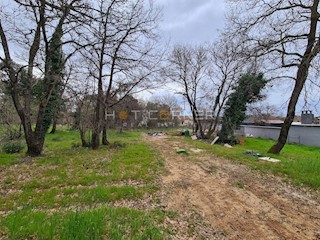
[
  {"left": 2, "top": 207, "right": 167, "bottom": 240},
  {"left": 0, "top": 128, "right": 168, "bottom": 239},
  {"left": 180, "top": 137, "right": 320, "bottom": 189},
  {"left": 0, "top": 153, "right": 21, "bottom": 166},
  {"left": 0, "top": 186, "right": 158, "bottom": 211}
]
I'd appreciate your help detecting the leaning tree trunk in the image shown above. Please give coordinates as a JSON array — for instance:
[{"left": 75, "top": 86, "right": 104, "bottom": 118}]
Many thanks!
[
  {"left": 268, "top": 64, "right": 309, "bottom": 154},
  {"left": 268, "top": 0, "right": 319, "bottom": 154}
]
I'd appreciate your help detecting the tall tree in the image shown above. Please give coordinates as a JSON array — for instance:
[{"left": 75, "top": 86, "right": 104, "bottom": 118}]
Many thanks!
[
  {"left": 219, "top": 73, "right": 268, "bottom": 143},
  {"left": 166, "top": 42, "right": 244, "bottom": 138},
  {"left": 205, "top": 37, "right": 245, "bottom": 137},
  {"left": 166, "top": 44, "right": 209, "bottom": 136},
  {"left": 81, "top": 0, "right": 163, "bottom": 149},
  {"left": 0, "top": 0, "right": 87, "bottom": 156},
  {"left": 43, "top": 26, "right": 64, "bottom": 133},
  {"left": 227, "top": 0, "right": 320, "bottom": 153}
]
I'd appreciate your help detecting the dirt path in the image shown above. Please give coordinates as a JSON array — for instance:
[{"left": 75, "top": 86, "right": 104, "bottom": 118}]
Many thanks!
[{"left": 147, "top": 136, "right": 320, "bottom": 240}]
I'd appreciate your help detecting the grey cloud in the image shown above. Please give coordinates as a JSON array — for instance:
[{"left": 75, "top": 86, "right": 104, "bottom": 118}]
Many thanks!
[{"left": 157, "top": 0, "right": 226, "bottom": 43}]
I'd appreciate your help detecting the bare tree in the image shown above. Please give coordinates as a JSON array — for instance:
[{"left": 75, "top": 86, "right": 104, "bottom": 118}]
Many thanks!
[
  {"left": 165, "top": 41, "right": 244, "bottom": 138},
  {"left": 0, "top": 0, "right": 89, "bottom": 156},
  {"left": 247, "top": 103, "right": 277, "bottom": 124},
  {"left": 0, "top": 80, "right": 22, "bottom": 140},
  {"left": 150, "top": 93, "right": 182, "bottom": 111},
  {"left": 81, "top": 0, "right": 163, "bottom": 149},
  {"left": 227, "top": 0, "right": 320, "bottom": 153},
  {"left": 166, "top": 44, "right": 209, "bottom": 136},
  {"left": 66, "top": 69, "right": 96, "bottom": 147},
  {"left": 205, "top": 37, "right": 244, "bottom": 137}
]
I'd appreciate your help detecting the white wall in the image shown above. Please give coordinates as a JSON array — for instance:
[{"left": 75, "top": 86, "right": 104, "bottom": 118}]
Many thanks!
[{"left": 240, "top": 125, "right": 320, "bottom": 147}]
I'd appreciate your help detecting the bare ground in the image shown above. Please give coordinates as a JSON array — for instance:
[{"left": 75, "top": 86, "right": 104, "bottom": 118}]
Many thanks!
[{"left": 147, "top": 135, "right": 320, "bottom": 240}]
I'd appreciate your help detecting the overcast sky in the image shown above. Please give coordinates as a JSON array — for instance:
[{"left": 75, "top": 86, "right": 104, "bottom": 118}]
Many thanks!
[
  {"left": 156, "top": 0, "right": 226, "bottom": 44},
  {"left": 1, "top": 0, "right": 318, "bottom": 115},
  {"left": 143, "top": 0, "right": 228, "bottom": 113},
  {"left": 152, "top": 0, "right": 320, "bottom": 116}
]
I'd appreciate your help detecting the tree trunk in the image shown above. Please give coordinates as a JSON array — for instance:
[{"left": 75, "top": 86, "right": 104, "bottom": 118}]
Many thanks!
[
  {"left": 268, "top": 65, "right": 309, "bottom": 154},
  {"left": 25, "top": 132, "right": 45, "bottom": 157},
  {"left": 26, "top": 142, "right": 44, "bottom": 157},
  {"left": 101, "top": 110, "right": 109, "bottom": 145},
  {"left": 206, "top": 109, "right": 223, "bottom": 139},
  {"left": 268, "top": 0, "right": 319, "bottom": 154},
  {"left": 19, "top": 124, "right": 23, "bottom": 138},
  {"left": 80, "top": 129, "right": 89, "bottom": 147},
  {"left": 91, "top": 131, "right": 100, "bottom": 149},
  {"left": 50, "top": 114, "right": 58, "bottom": 134},
  {"left": 102, "top": 123, "right": 109, "bottom": 145},
  {"left": 91, "top": 85, "right": 103, "bottom": 149}
]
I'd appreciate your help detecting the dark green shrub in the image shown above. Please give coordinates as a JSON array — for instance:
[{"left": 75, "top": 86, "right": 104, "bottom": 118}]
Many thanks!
[{"left": 2, "top": 141, "right": 25, "bottom": 154}]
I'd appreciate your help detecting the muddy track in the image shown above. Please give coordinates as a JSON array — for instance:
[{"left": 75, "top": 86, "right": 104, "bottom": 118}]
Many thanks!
[{"left": 147, "top": 136, "right": 320, "bottom": 240}]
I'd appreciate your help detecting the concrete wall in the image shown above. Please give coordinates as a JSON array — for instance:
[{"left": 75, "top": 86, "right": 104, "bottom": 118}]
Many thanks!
[{"left": 240, "top": 125, "right": 320, "bottom": 147}]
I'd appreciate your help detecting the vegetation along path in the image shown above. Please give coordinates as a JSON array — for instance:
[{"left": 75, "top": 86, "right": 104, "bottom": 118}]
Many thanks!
[{"left": 147, "top": 135, "right": 320, "bottom": 240}]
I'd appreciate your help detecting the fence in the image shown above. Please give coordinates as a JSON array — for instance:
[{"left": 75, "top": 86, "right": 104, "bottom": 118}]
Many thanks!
[{"left": 240, "top": 124, "right": 320, "bottom": 147}]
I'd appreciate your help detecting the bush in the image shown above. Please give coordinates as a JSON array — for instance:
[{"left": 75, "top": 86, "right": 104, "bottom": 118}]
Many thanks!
[{"left": 2, "top": 141, "right": 25, "bottom": 154}]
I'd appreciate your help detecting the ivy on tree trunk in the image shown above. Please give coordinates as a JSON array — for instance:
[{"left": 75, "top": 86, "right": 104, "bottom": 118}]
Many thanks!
[{"left": 219, "top": 73, "right": 268, "bottom": 143}]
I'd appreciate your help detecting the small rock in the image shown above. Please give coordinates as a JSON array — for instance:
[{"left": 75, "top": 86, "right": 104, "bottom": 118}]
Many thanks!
[
  {"left": 191, "top": 135, "right": 198, "bottom": 140},
  {"left": 190, "top": 148, "right": 204, "bottom": 153},
  {"left": 258, "top": 157, "right": 281, "bottom": 163}
]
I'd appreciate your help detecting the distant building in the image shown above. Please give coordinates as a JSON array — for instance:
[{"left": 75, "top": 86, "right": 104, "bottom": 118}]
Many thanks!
[
  {"left": 301, "top": 110, "right": 314, "bottom": 124},
  {"left": 179, "top": 116, "right": 193, "bottom": 127}
]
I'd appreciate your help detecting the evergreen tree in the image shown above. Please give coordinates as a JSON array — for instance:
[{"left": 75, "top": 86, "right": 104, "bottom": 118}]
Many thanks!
[{"left": 219, "top": 73, "right": 268, "bottom": 143}]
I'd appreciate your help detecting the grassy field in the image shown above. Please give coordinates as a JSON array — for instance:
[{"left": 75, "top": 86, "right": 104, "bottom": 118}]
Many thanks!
[
  {"left": 180, "top": 136, "right": 320, "bottom": 189},
  {"left": 0, "top": 129, "right": 170, "bottom": 239},
  {"left": 1, "top": 128, "right": 320, "bottom": 238}
]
